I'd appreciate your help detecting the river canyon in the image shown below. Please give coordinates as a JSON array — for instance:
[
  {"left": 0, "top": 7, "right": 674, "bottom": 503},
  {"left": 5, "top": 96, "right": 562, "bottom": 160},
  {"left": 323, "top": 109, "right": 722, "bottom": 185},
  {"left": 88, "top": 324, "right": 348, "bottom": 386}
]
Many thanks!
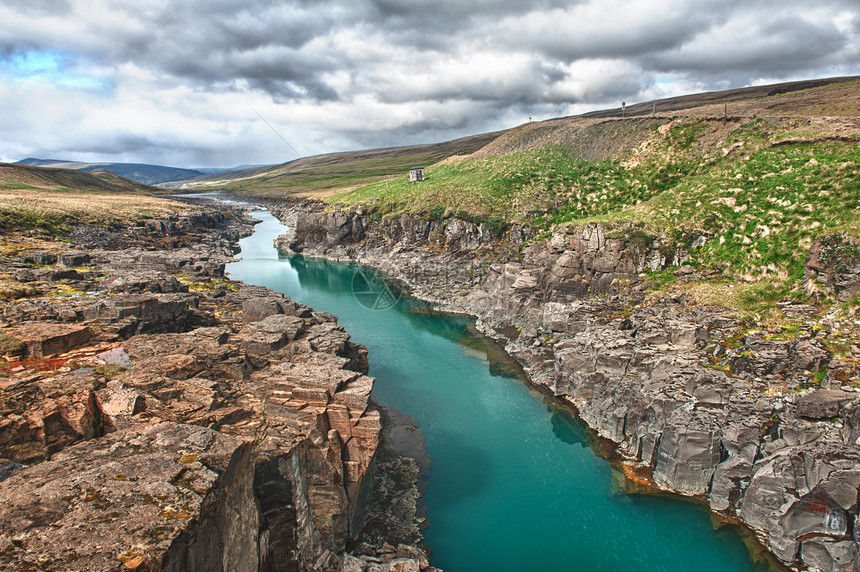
[{"left": 230, "top": 204, "right": 772, "bottom": 571}]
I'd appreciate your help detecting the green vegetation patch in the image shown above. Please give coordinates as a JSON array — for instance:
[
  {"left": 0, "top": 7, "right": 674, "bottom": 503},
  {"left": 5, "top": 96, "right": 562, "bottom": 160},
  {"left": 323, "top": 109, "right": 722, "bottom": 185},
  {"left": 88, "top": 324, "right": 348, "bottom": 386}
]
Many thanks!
[
  {"left": 176, "top": 276, "right": 238, "bottom": 292},
  {"left": 639, "top": 140, "right": 860, "bottom": 279},
  {"left": 0, "top": 206, "right": 72, "bottom": 233},
  {"left": 334, "top": 146, "right": 655, "bottom": 224},
  {"left": 0, "top": 333, "right": 27, "bottom": 356}
]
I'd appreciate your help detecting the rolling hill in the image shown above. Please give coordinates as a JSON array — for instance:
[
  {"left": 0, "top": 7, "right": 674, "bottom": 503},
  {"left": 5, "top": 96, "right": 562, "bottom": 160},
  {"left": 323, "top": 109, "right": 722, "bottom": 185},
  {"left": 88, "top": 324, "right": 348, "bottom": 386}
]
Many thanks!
[
  {"left": 0, "top": 163, "right": 184, "bottom": 232},
  {"left": 320, "top": 76, "right": 859, "bottom": 287},
  {"left": 181, "top": 75, "right": 859, "bottom": 202},
  {"left": 0, "top": 163, "right": 163, "bottom": 194},
  {"left": 15, "top": 158, "right": 205, "bottom": 186},
  {"left": 175, "top": 131, "right": 505, "bottom": 196}
]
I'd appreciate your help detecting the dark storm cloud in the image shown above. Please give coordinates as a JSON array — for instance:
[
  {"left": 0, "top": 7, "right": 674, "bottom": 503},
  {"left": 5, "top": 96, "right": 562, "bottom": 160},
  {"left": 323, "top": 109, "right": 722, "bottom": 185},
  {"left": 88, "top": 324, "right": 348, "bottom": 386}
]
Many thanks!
[
  {"left": 119, "top": 4, "right": 343, "bottom": 96},
  {"left": 0, "top": 0, "right": 351, "bottom": 100},
  {"left": 497, "top": 3, "right": 712, "bottom": 61},
  {"left": 364, "top": 0, "right": 575, "bottom": 27},
  {"left": 643, "top": 11, "right": 853, "bottom": 75},
  {"left": 0, "top": 0, "right": 857, "bottom": 167},
  {"left": 3, "top": 0, "right": 856, "bottom": 102}
]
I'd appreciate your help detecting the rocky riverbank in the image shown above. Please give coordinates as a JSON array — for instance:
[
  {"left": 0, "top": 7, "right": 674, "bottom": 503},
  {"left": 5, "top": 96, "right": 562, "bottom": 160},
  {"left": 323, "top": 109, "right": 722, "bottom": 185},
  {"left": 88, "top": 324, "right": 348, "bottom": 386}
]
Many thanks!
[
  {"left": 0, "top": 202, "right": 437, "bottom": 571},
  {"left": 277, "top": 200, "right": 860, "bottom": 572}
]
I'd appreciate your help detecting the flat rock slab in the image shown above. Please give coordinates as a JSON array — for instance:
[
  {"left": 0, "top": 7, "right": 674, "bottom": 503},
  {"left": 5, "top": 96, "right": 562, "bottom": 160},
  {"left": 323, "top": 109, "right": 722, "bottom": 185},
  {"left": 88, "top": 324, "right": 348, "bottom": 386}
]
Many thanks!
[
  {"left": 8, "top": 323, "right": 91, "bottom": 357},
  {"left": 0, "top": 422, "right": 253, "bottom": 572},
  {"left": 797, "top": 390, "right": 856, "bottom": 420}
]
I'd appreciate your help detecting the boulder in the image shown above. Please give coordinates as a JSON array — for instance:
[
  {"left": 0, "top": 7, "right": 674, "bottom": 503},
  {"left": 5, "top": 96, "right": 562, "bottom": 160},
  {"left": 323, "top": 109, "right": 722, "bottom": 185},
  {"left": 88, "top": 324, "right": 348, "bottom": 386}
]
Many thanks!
[
  {"left": 22, "top": 250, "right": 57, "bottom": 265},
  {"left": 652, "top": 426, "right": 721, "bottom": 495},
  {"left": 101, "top": 271, "right": 185, "bottom": 293},
  {"left": 57, "top": 251, "right": 91, "bottom": 267},
  {"left": 0, "top": 460, "right": 20, "bottom": 483},
  {"left": 780, "top": 489, "right": 853, "bottom": 542},
  {"left": 47, "top": 268, "right": 83, "bottom": 282},
  {"left": 242, "top": 297, "right": 283, "bottom": 323},
  {"left": 797, "top": 390, "right": 854, "bottom": 420},
  {"left": 8, "top": 323, "right": 90, "bottom": 357},
  {"left": 238, "top": 314, "right": 305, "bottom": 354},
  {"left": 804, "top": 234, "right": 860, "bottom": 301},
  {"left": 82, "top": 293, "right": 198, "bottom": 335},
  {"left": 96, "top": 385, "right": 147, "bottom": 418}
]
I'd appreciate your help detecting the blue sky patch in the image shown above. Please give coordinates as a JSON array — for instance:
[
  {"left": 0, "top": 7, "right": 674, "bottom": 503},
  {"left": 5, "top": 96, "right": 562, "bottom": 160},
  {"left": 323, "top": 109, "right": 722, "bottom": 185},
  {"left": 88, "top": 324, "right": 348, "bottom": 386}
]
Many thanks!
[{"left": 1, "top": 49, "right": 108, "bottom": 91}]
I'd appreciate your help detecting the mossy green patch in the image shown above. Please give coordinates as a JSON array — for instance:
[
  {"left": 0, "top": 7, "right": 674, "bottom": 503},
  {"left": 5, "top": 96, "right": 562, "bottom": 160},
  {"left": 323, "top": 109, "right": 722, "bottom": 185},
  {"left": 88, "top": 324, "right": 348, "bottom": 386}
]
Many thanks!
[{"left": 0, "top": 333, "right": 26, "bottom": 356}]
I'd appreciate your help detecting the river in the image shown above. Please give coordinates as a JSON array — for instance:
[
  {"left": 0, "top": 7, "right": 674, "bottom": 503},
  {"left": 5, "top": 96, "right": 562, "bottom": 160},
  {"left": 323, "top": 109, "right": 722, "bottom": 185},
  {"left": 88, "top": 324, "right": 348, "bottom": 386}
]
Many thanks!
[{"left": 225, "top": 205, "right": 769, "bottom": 572}]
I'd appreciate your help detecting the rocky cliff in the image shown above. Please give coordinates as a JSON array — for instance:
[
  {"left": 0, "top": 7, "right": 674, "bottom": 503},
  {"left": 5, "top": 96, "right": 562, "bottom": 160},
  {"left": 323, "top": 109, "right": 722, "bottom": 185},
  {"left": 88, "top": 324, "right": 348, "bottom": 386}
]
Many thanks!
[
  {"left": 280, "top": 203, "right": 860, "bottom": 572},
  {"left": 0, "top": 205, "right": 436, "bottom": 571}
]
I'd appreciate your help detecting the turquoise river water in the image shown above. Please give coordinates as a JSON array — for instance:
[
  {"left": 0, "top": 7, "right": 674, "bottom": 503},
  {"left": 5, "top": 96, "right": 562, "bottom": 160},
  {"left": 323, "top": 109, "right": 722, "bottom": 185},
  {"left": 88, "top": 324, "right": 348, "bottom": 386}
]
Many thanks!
[{"left": 225, "top": 206, "right": 769, "bottom": 572}]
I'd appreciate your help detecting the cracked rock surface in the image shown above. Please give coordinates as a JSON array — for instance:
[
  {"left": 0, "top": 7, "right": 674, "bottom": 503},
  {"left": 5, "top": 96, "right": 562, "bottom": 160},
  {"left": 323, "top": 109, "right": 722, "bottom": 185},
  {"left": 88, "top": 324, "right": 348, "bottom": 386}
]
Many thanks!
[{"left": 0, "top": 204, "right": 434, "bottom": 571}]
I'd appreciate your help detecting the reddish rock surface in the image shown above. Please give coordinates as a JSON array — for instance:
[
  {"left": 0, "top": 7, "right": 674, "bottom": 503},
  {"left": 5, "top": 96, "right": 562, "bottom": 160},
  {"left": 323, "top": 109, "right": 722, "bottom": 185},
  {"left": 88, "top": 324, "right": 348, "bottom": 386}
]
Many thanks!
[
  {"left": 0, "top": 422, "right": 256, "bottom": 571},
  {"left": 0, "top": 207, "right": 433, "bottom": 571},
  {"left": 7, "top": 323, "right": 91, "bottom": 357}
]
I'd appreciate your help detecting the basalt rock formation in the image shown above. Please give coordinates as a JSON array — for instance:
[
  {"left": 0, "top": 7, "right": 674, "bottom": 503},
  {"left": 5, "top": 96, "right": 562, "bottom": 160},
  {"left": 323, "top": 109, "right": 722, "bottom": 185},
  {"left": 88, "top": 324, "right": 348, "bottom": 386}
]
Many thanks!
[
  {"left": 0, "top": 205, "right": 436, "bottom": 571},
  {"left": 281, "top": 203, "right": 860, "bottom": 572}
]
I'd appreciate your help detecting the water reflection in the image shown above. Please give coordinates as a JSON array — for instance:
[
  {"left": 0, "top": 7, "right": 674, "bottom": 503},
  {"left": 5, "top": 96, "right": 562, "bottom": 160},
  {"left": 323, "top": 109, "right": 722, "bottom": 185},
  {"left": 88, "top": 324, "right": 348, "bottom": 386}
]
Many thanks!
[
  {"left": 285, "top": 255, "right": 358, "bottom": 295},
  {"left": 549, "top": 408, "right": 590, "bottom": 449},
  {"left": 287, "top": 255, "right": 478, "bottom": 345}
]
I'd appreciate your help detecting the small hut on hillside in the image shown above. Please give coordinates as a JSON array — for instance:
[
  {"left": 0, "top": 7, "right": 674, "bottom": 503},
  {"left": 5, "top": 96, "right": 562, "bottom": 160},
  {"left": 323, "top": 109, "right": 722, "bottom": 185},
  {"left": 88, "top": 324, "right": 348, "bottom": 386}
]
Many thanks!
[{"left": 408, "top": 167, "right": 425, "bottom": 182}]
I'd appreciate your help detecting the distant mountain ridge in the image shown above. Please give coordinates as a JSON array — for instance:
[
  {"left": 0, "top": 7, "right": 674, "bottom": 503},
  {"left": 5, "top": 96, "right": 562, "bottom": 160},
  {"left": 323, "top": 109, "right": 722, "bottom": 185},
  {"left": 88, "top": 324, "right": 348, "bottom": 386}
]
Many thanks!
[
  {"left": 15, "top": 158, "right": 205, "bottom": 186},
  {"left": 194, "top": 164, "right": 273, "bottom": 175},
  {"left": 0, "top": 162, "right": 163, "bottom": 194}
]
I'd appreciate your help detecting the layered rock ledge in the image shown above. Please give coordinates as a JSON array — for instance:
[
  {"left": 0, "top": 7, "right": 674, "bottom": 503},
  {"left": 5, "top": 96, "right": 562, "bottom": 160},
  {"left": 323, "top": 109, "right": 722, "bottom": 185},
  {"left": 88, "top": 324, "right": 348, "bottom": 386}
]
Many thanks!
[
  {"left": 0, "top": 205, "right": 435, "bottom": 571},
  {"left": 279, "top": 202, "right": 860, "bottom": 572}
]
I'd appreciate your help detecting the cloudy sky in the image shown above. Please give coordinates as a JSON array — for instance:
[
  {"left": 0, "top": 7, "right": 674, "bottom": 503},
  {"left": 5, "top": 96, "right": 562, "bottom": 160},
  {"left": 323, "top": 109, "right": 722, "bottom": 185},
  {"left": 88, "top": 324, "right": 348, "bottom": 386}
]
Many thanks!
[{"left": 0, "top": 0, "right": 858, "bottom": 168}]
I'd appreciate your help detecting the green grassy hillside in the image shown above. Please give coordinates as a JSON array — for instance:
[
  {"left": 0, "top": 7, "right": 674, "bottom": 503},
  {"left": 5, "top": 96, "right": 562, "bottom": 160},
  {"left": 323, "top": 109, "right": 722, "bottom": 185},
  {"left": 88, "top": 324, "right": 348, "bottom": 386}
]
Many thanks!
[
  {"left": 180, "top": 131, "right": 503, "bottom": 196},
  {"left": 330, "top": 79, "right": 859, "bottom": 287}
]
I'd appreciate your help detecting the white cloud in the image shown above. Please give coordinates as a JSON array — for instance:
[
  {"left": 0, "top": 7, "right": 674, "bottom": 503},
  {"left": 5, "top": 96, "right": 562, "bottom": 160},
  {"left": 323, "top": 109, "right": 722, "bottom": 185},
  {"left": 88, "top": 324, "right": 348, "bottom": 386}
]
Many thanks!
[{"left": 0, "top": 0, "right": 857, "bottom": 167}]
